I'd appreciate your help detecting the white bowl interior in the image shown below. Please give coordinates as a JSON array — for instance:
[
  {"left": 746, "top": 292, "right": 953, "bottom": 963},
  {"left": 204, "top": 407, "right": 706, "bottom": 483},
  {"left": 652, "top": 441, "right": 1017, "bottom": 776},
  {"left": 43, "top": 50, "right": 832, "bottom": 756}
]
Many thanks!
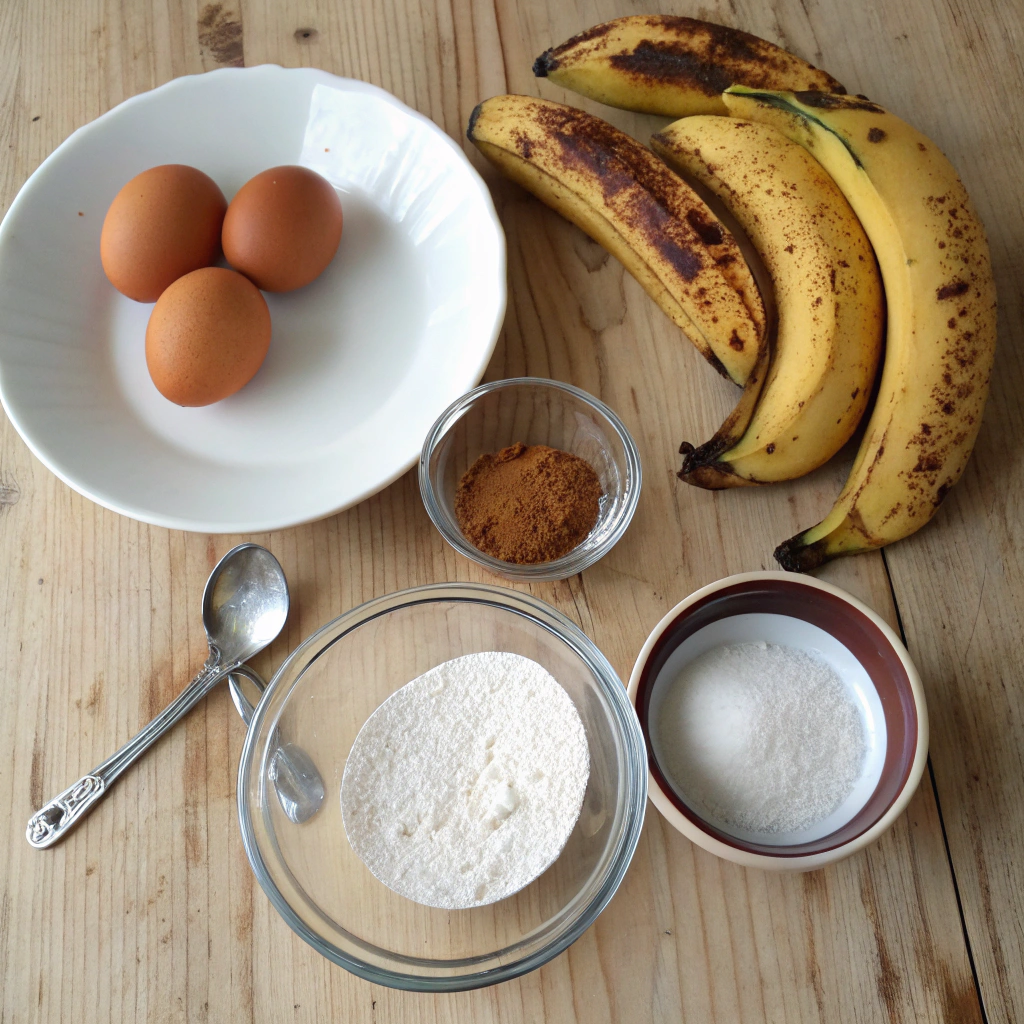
[
  {"left": 647, "top": 613, "right": 887, "bottom": 846},
  {"left": 0, "top": 67, "right": 505, "bottom": 531}
]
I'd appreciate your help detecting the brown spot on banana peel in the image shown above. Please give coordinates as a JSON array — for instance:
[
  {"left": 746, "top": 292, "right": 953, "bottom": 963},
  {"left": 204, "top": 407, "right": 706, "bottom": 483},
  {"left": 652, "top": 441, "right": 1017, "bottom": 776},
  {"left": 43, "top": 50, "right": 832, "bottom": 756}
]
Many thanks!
[
  {"left": 685, "top": 207, "right": 725, "bottom": 245},
  {"left": 522, "top": 104, "right": 709, "bottom": 282},
  {"left": 608, "top": 40, "right": 734, "bottom": 99},
  {"left": 937, "top": 279, "right": 970, "bottom": 300},
  {"left": 792, "top": 91, "right": 883, "bottom": 114}
]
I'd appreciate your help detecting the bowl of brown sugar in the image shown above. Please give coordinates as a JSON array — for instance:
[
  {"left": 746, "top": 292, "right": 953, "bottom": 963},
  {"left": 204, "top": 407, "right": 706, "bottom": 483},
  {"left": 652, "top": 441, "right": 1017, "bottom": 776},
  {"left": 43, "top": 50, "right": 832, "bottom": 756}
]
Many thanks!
[{"left": 419, "top": 378, "right": 641, "bottom": 580}]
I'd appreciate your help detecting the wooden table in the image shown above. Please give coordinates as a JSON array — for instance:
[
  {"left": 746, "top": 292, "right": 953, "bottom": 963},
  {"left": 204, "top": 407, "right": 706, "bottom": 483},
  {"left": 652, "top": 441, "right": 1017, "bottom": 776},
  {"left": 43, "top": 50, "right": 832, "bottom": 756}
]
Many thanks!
[{"left": 1, "top": 1, "right": 1021, "bottom": 1021}]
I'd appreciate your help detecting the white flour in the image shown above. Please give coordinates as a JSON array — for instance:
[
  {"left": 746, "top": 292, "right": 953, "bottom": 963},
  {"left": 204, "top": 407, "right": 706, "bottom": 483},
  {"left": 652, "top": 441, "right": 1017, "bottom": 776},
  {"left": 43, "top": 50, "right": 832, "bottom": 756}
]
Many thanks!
[
  {"left": 340, "top": 652, "right": 590, "bottom": 909},
  {"left": 655, "top": 642, "right": 866, "bottom": 834}
]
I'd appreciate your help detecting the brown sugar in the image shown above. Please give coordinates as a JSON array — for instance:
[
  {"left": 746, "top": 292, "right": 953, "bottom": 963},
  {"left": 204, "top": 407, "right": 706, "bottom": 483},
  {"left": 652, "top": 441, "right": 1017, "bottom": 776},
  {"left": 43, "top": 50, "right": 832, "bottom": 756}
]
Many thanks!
[{"left": 454, "top": 442, "right": 603, "bottom": 564}]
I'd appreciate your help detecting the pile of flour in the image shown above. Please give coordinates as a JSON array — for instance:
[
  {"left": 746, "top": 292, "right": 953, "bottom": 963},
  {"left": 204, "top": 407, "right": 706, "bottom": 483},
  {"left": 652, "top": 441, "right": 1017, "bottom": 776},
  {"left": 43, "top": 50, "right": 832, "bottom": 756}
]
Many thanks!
[{"left": 341, "top": 652, "right": 590, "bottom": 909}]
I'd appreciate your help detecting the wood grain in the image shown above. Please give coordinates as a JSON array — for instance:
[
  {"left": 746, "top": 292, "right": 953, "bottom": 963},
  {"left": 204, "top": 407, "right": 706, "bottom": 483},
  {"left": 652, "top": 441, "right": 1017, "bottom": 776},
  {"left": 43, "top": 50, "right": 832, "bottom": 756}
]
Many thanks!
[
  {"left": 870, "top": 4, "right": 1024, "bottom": 1022},
  {"left": 0, "top": 0, "right": 1016, "bottom": 1021}
]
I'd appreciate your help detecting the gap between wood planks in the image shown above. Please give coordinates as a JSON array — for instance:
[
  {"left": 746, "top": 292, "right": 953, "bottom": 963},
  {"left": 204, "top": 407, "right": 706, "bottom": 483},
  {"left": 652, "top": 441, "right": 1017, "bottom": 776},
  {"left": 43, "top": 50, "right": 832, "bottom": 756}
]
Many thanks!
[{"left": 880, "top": 548, "right": 989, "bottom": 1024}]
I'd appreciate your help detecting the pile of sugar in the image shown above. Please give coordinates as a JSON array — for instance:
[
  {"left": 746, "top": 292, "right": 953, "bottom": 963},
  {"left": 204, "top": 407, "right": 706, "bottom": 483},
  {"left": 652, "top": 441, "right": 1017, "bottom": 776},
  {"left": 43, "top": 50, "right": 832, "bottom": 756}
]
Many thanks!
[
  {"left": 340, "top": 652, "right": 590, "bottom": 909},
  {"left": 656, "top": 642, "right": 866, "bottom": 834}
]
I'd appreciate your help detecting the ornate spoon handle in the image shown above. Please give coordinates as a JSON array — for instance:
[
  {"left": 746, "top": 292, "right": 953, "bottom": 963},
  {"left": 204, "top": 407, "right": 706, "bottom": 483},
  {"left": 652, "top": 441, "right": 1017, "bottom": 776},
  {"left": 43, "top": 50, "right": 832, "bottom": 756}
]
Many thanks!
[{"left": 27, "top": 657, "right": 233, "bottom": 849}]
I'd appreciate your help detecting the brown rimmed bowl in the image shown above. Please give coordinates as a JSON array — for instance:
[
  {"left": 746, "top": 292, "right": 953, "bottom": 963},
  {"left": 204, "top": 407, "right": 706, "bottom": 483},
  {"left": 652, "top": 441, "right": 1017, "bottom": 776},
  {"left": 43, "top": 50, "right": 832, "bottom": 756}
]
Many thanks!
[{"left": 626, "top": 571, "right": 928, "bottom": 871}]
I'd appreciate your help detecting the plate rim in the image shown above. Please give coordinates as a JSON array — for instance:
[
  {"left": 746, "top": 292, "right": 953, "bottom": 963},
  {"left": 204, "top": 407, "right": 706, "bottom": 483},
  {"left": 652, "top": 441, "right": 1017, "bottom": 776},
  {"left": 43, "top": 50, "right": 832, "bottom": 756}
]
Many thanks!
[{"left": 0, "top": 64, "right": 506, "bottom": 533}]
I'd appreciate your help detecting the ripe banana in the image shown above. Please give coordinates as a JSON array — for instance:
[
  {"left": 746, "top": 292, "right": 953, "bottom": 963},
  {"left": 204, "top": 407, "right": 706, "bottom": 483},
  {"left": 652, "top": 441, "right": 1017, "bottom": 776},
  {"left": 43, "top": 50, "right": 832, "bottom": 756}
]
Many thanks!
[
  {"left": 651, "top": 116, "right": 884, "bottom": 487},
  {"left": 467, "top": 95, "right": 767, "bottom": 392},
  {"left": 534, "top": 15, "right": 844, "bottom": 119},
  {"left": 723, "top": 88, "right": 997, "bottom": 569}
]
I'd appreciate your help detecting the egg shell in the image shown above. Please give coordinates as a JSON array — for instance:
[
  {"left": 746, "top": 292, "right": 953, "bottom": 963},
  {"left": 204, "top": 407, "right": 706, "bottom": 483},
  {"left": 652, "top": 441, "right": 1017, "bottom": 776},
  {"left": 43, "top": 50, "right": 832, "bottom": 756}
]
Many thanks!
[
  {"left": 222, "top": 165, "right": 343, "bottom": 292},
  {"left": 145, "top": 267, "right": 272, "bottom": 407},
  {"left": 101, "top": 165, "right": 227, "bottom": 302}
]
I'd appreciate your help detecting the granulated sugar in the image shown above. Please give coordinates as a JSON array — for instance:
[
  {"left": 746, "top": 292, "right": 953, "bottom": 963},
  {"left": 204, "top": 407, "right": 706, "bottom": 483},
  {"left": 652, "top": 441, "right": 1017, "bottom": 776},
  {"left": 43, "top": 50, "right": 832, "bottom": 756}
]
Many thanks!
[
  {"left": 655, "top": 642, "right": 866, "bottom": 834},
  {"left": 341, "top": 652, "right": 590, "bottom": 909}
]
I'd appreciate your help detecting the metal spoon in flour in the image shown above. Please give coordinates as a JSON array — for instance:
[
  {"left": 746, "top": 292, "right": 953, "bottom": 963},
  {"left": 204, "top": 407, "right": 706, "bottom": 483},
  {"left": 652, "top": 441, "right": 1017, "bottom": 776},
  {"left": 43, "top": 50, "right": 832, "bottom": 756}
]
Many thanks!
[
  {"left": 26, "top": 543, "right": 289, "bottom": 849},
  {"left": 227, "top": 667, "right": 325, "bottom": 824}
]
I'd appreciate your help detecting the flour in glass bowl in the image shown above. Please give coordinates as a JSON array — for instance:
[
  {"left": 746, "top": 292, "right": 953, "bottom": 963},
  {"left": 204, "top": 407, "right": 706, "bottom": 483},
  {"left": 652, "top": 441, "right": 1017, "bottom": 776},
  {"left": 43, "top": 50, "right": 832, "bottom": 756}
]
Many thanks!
[
  {"left": 340, "top": 652, "right": 590, "bottom": 909},
  {"left": 655, "top": 642, "right": 867, "bottom": 834}
]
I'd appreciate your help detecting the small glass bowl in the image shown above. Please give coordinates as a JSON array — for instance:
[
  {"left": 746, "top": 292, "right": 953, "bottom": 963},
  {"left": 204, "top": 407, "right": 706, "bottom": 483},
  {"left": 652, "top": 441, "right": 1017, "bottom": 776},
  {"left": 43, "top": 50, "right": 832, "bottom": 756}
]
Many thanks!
[
  {"left": 237, "top": 583, "right": 648, "bottom": 991},
  {"left": 419, "top": 378, "right": 642, "bottom": 581}
]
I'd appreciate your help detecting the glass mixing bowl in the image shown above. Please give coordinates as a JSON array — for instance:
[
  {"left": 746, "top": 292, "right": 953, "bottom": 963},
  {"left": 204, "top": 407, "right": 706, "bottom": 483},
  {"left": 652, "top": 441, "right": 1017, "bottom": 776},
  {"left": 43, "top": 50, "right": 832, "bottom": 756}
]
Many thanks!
[{"left": 237, "top": 583, "right": 647, "bottom": 991}]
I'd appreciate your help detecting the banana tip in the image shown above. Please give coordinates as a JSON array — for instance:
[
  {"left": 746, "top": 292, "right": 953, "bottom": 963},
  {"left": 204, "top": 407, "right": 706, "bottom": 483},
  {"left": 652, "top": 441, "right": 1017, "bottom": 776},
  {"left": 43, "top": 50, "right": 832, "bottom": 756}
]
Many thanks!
[
  {"left": 533, "top": 51, "right": 556, "bottom": 77},
  {"left": 678, "top": 436, "right": 730, "bottom": 474},
  {"left": 677, "top": 443, "right": 749, "bottom": 489},
  {"left": 466, "top": 102, "right": 484, "bottom": 141},
  {"left": 676, "top": 441, "right": 698, "bottom": 480},
  {"left": 773, "top": 535, "right": 830, "bottom": 573}
]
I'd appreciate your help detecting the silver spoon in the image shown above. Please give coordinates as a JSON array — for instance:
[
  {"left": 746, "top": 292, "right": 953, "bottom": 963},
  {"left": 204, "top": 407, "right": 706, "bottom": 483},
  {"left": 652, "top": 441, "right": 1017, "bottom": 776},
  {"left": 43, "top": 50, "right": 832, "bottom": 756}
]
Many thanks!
[
  {"left": 26, "top": 543, "right": 289, "bottom": 849},
  {"left": 227, "top": 668, "right": 325, "bottom": 824}
]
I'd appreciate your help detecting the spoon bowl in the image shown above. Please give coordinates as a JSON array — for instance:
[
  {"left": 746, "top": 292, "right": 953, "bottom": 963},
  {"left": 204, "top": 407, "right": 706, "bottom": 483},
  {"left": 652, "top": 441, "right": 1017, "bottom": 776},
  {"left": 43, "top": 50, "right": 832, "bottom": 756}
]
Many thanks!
[
  {"left": 204, "top": 544, "right": 290, "bottom": 664},
  {"left": 229, "top": 667, "right": 326, "bottom": 825}
]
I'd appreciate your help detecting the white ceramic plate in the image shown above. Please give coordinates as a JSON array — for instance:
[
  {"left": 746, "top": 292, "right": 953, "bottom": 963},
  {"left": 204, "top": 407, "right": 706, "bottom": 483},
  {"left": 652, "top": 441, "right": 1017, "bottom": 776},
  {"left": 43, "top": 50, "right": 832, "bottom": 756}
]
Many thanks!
[{"left": 0, "top": 66, "right": 505, "bottom": 532}]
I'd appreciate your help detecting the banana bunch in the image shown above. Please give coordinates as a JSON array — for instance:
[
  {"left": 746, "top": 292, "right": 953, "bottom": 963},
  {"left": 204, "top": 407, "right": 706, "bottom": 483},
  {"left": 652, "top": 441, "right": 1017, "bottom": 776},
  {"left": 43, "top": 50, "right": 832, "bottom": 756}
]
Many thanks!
[
  {"left": 723, "top": 88, "right": 996, "bottom": 569},
  {"left": 651, "top": 116, "right": 884, "bottom": 487},
  {"left": 468, "top": 16, "right": 997, "bottom": 569},
  {"left": 533, "top": 15, "right": 845, "bottom": 118}
]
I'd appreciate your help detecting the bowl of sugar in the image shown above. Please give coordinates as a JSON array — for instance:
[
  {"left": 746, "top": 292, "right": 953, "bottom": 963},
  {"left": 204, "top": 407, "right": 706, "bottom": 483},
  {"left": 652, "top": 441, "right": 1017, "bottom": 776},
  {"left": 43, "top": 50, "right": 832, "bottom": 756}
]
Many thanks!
[
  {"left": 627, "top": 571, "right": 928, "bottom": 871},
  {"left": 237, "top": 582, "right": 647, "bottom": 990}
]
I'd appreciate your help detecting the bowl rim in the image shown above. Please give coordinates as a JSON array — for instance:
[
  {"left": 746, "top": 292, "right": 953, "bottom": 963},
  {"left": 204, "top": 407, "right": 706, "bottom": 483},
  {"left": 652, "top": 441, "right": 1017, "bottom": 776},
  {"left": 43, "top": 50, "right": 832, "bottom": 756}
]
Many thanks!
[
  {"left": 626, "top": 570, "right": 929, "bottom": 871},
  {"left": 0, "top": 64, "right": 507, "bottom": 533},
  {"left": 418, "top": 376, "right": 642, "bottom": 581},
  {"left": 237, "top": 580, "right": 648, "bottom": 990}
]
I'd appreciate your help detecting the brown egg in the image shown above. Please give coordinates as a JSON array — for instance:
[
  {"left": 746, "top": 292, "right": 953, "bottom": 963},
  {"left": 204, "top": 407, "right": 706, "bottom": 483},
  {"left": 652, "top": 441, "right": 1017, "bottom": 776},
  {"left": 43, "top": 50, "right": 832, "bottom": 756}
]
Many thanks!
[
  {"left": 222, "top": 165, "right": 343, "bottom": 292},
  {"left": 145, "top": 267, "right": 271, "bottom": 406},
  {"left": 101, "top": 165, "right": 227, "bottom": 302}
]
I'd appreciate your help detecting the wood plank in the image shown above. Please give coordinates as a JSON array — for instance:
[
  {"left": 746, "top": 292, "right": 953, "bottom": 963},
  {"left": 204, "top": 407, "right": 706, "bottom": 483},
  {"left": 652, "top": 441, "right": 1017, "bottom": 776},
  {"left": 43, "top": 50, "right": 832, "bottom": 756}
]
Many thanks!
[
  {"left": 0, "top": 0, "right": 1007, "bottom": 1022},
  {"left": 854, "top": 2, "right": 1024, "bottom": 1021}
]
